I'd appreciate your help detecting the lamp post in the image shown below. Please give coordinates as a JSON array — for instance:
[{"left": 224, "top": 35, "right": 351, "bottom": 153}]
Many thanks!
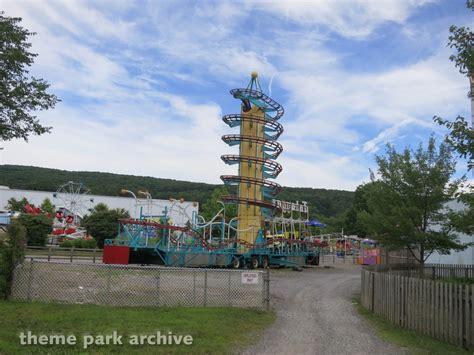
[
  {"left": 217, "top": 200, "right": 226, "bottom": 242},
  {"left": 121, "top": 189, "right": 138, "bottom": 219},
  {"left": 169, "top": 198, "right": 184, "bottom": 225},
  {"left": 138, "top": 190, "right": 153, "bottom": 217}
]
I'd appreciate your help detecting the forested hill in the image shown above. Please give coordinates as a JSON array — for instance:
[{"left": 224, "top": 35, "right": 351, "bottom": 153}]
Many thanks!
[{"left": 0, "top": 165, "right": 354, "bottom": 217}]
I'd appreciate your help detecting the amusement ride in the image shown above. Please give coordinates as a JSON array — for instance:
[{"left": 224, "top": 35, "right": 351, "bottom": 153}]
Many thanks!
[{"left": 104, "top": 74, "right": 326, "bottom": 267}]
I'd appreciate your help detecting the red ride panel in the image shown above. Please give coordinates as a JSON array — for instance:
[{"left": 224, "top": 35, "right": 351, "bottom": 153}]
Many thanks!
[{"left": 103, "top": 246, "right": 130, "bottom": 264}]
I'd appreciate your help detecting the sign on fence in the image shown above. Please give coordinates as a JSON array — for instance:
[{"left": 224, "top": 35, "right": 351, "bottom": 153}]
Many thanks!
[{"left": 241, "top": 272, "right": 259, "bottom": 284}]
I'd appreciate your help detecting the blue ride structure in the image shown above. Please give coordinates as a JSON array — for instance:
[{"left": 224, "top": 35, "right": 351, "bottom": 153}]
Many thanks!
[{"left": 104, "top": 74, "right": 321, "bottom": 268}]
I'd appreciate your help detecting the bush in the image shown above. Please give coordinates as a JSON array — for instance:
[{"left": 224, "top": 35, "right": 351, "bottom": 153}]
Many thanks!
[
  {"left": 84, "top": 207, "right": 128, "bottom": 248},
  {"left": 0, "top": 221, "right": 26, "bottom": 299},
  {"left": 60, "top": 239, "right": 97, "bottom": 249},
  {"left": 72, "top": 239, "right": 83, "bottom": 248},
  {"left": 18, "top": 214, "right": 52, "bottom": 246},
  {"left": 80, "top": 239, "right": 97, "bottom": 249},
  {"left": 59, "top": 240, "right": 73, "bottom": 248}
]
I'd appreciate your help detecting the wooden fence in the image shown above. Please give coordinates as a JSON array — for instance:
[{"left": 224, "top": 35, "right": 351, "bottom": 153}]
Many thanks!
[
  {"left": 361, "top": 264, "right": 474, "bottom": 350},
  {"left": 25, "top": 246, "right": 103, "bottom": 263}
]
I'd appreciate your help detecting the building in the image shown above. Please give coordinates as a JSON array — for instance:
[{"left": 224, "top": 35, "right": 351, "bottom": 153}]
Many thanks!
[
  {"left": 0, "top": 186, "right": 198, "bottom": 227},
  {"left": 427, "top": 200, "right": 473, "bottom": 265}
]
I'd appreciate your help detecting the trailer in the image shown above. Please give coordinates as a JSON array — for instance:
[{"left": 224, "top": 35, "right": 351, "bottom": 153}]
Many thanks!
[{"left": 104, "top": 216, "right": 321, "bottom": 268}]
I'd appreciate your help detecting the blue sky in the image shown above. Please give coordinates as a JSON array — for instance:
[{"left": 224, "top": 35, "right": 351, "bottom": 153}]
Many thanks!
[{"left": 3, "top": 0, "right": 471, "bottom": 191}]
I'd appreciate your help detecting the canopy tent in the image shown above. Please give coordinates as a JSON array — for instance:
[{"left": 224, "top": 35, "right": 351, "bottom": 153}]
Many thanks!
[{"left": 304, "top": 220, "right": 327, "bottom": 228}]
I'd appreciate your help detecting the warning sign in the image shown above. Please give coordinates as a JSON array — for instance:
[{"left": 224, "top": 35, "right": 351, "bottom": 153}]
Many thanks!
[{"left": 241, "top": 272, "right": 259, "bottom": 284}]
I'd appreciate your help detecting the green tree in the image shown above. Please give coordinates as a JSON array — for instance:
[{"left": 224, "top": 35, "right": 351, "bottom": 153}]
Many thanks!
[
  {"left": 447, "top": 0, "right": 474, "bottom": 77},
  {"left": 83, "top": 204, "right": 129, "bottom": 248},
  {"left": 201, "top": 186, "right": 237, "bottom": 222},
  {"left": 92, "top": 203, "right": 109, "bottom": 213},
  {"left": 312, "top": 213, "right": 344, "bottom": 234},
  {"left": 433, "top": 1, "right": 473, "bottom": 234},
  {"left": 344, "top": 182, "right": 376, "bottom": 237},
  {"left": 5, "top": 197, "right": 29, "bottom": 212},
  {"left": 0, "top": 12, "right": 59, "bottom": 141},
  {"left": 0, "top": 220, "right": 26, "bottom": 298},
  {"left": 18, "top": 213, "right": 52, "bottom": 246},
  {"left": 434, "top": 0, "right": 473, "bottom": 168},
  {"left": 434, "top": 116, "right": 473, "bottom": 171},
  {"left": 359, "top": 138, "right": 469, "bottom": 264},
  {"left": 40, "top": 198, "right": 55, "bottom": 214}
]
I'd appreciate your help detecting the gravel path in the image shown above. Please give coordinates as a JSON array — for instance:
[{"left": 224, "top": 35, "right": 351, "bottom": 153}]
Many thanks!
[{"left": 242, "top": 265, "right": 405, "bottom": 355}]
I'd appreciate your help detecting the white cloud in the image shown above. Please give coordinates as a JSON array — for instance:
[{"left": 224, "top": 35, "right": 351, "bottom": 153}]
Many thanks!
[
  {"left": 250, "top": 0, "right": 434, "bottom": 38},
  {"left": 278, "top": 48, "right": 467, "bottom": 151},
  {"left": 362, "top": 118, "right": 413, "bottom": 153}
]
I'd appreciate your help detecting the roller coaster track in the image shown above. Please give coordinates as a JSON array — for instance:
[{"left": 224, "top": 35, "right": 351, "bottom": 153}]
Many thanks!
[
  {"left": 220, "top": 195, "right": 277, "bottom": 210},
  {"left": 230, "top": 88, "right": 284, "bottom": 120},
  {"left": 220, "top": 175, "right": 282, "bottom": 197},
  {"left": 221, "top": 134, "right": 283, "bottom": 159},
  {"left": 220, "top": 154, "right": 282, "bottom": 179},
  {"left": 222, "top": 114, "right": 284, "bottom": 140}
]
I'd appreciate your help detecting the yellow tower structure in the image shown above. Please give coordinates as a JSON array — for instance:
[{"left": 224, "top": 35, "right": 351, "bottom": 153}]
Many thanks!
[{"left": 221, "top": 73, "right": 284, "bottom": 244}]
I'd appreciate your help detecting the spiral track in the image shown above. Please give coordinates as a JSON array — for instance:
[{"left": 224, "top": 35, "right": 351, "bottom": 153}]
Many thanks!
[{"left": 221, "top": 74, "right": 284, "bottom": 216}]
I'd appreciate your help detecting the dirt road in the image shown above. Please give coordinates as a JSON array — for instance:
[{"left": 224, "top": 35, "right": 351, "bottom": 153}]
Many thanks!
[{"left": 242, "top": 265, "right": 404, "bottom": 355}]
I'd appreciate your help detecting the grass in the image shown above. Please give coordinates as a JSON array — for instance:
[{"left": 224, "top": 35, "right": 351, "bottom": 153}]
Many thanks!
[
  {"left": 0, "top": 301, "right": 275, "bottom": 354},
  {"left": 352, "top": 295, "right": 470, "bottom": 354},
  {"left": 438, "top": 277, "right": 474, "bottom": 285}
]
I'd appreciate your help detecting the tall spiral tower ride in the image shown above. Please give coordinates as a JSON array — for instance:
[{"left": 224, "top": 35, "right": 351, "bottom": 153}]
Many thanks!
[{"left": 221, "top": 73, "right": 284, "bottom": 244}]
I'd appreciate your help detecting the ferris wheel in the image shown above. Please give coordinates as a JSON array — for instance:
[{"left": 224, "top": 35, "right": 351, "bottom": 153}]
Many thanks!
[{"left": 53, "top": 181, "right": 93, "bottom": 225}]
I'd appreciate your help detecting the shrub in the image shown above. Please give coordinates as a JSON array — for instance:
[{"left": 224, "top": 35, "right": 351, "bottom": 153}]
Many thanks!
[
  {"left": 18, "top": 214, "right": 52, "bottom": 246},
  {"left": 0, "top": 221, "right": 26, "bottom": 299},
  {"left": 60, "top": 239, "right": 97, "bottom": 249},
  {"left": 72, "top": 239, "right": 83, "bottom": 248},
  {"left": 80, "top": 239, "right": 97, "bottom": 249},
  {"left": 59, "top": 240, "right": 73, "bottom": 248},
  {"left": 84, "top": 208, "right": 128, "bottom": 248}
]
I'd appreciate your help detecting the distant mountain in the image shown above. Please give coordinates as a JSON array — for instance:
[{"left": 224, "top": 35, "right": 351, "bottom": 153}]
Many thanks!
[{"left": 0, "top": 165, "right": 354, "bottom": 218}]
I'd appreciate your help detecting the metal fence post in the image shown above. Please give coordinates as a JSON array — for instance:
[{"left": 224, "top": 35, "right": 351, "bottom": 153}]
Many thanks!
[
  {"left": 47, "top": 247, "right": 51, "bottom": 262},
  {"left": 228, "top": 271, "right": 232, "bottom": 306},
  {"left": 27, "top": 260, "right": 34, "bottom": 301},
  {"left": 204, "top": 269, "right": 208, "bottom": 307},
  {"left": 105, "top": 267, "right": 111, "bottom": 304},
  {"left": 92, "top": 248, "right": 96, "bottom": 264},
  {"left": 264, "top": 268, "right": 270, "bottom": 311},
  {"left": 155, "top": 269, "right": 160, "bottom": 306},
  {"left": 70, "top": 247, "right": 74, "bottom": 263},
  {"left": 193, "top": 270, "right": 197, "bottom": 306}
]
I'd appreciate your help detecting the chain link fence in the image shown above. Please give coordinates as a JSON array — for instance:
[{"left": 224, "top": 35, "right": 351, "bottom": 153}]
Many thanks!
[{"left": 10, "top": 260, "right": 270, "bottom": 309}]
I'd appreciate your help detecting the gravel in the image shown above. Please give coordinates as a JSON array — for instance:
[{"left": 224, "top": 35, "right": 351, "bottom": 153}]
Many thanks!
[{"left": 241, "top": 264, "right": 405, "bottom": 355}]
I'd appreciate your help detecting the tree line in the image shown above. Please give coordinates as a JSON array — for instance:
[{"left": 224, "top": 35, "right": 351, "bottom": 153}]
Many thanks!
[{"left": 0, "top": 164, "right": 354, "bottom": 219}]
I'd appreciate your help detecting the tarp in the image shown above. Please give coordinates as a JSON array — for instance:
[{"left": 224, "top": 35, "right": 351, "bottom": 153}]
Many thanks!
[
  {"left": 304, "top": 220, "right": 327, "bottom": 228},
  {"left": 362, "top": 238, "right": 376, "bottom": 244}
]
